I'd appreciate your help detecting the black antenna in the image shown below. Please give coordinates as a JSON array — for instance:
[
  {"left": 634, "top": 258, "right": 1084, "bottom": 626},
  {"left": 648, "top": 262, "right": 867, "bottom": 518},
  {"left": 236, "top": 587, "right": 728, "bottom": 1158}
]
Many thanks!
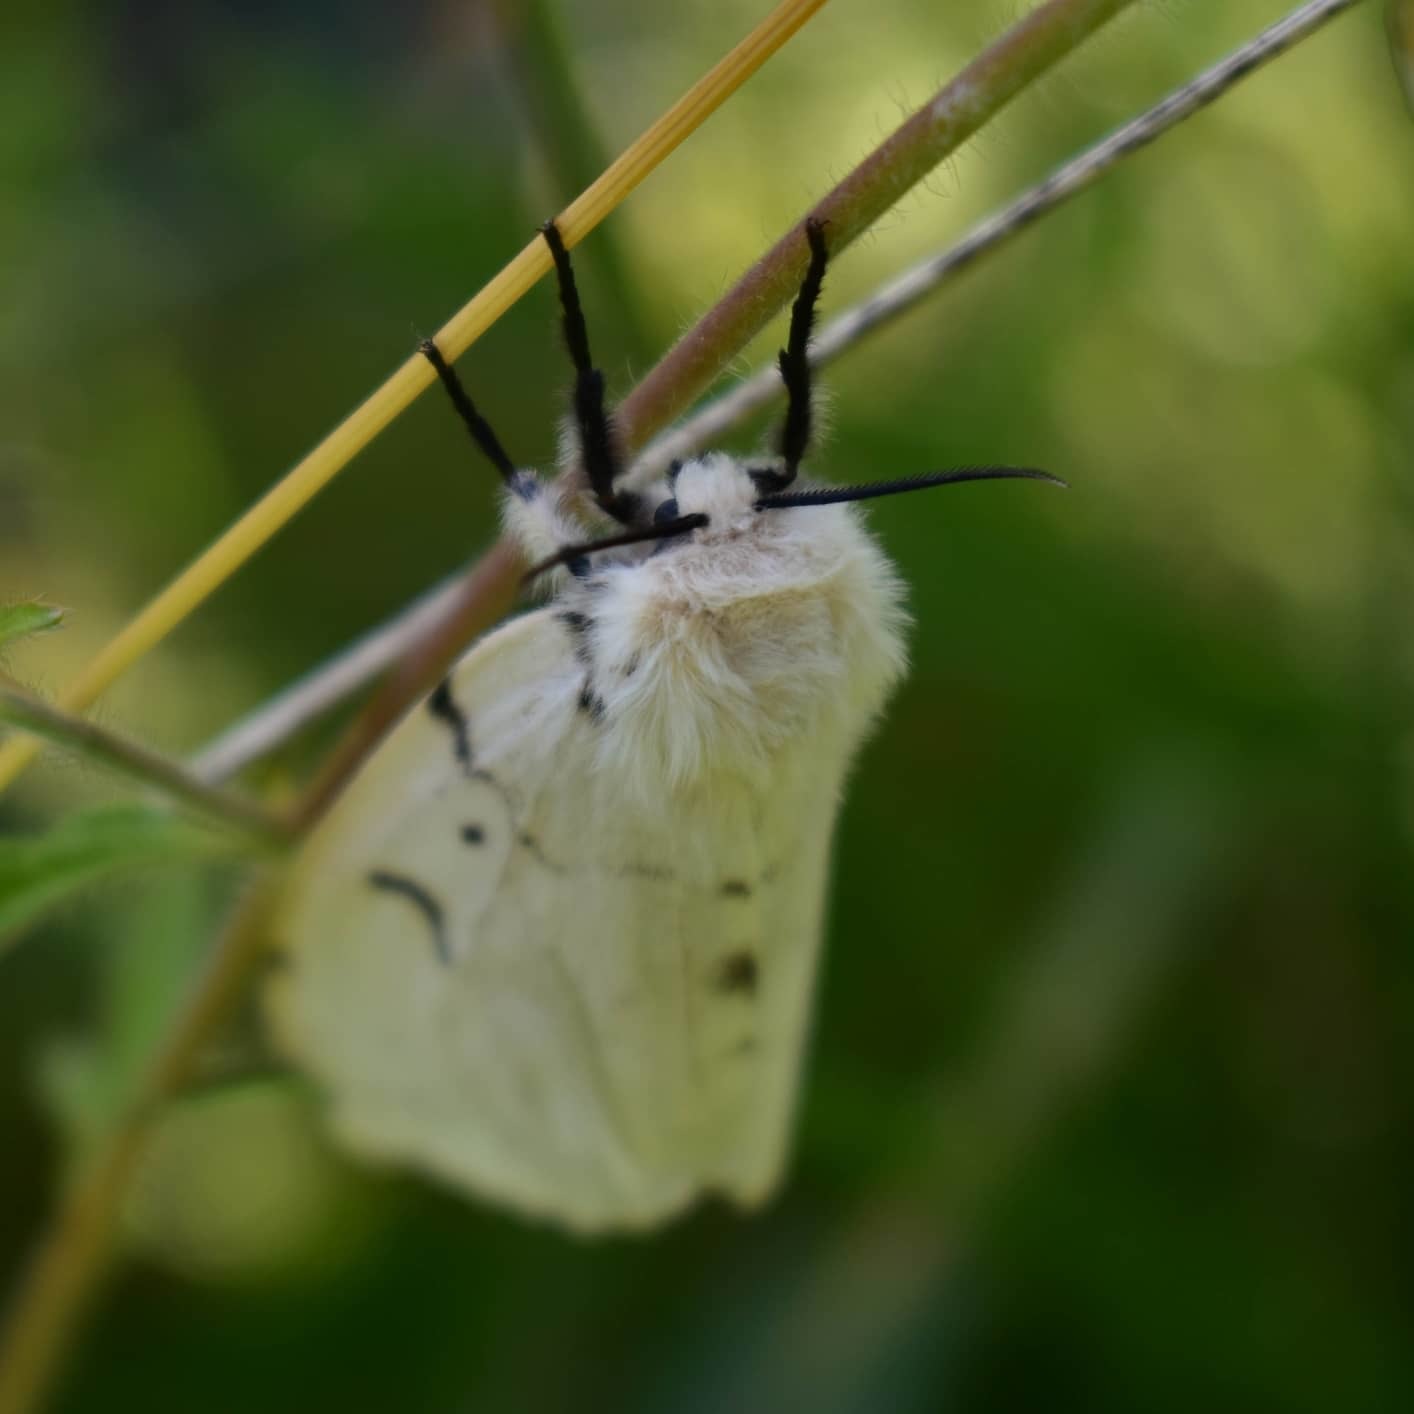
[
  {"left": 524, "top": 514, "right": 709, "bottom": 584},
  {"left": 755, "top": 466, "right": 1066, "bottom": 510}
]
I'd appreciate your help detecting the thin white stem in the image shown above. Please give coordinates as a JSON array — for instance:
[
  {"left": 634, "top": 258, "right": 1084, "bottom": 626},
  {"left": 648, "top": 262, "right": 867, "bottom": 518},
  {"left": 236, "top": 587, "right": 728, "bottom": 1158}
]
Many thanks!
[
  {"left": 632, "top": 0, "right": 1367, "bottom": 480},
  {"left": 188, "top": 571, "right": 471, "bottom": 784}
]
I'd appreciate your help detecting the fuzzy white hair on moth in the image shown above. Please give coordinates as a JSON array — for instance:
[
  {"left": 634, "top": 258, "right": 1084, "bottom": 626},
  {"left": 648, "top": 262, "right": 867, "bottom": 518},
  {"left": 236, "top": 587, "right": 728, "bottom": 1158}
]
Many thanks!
[{"left": 268, "top": 220, "right": 1062, "bottom": 1233}]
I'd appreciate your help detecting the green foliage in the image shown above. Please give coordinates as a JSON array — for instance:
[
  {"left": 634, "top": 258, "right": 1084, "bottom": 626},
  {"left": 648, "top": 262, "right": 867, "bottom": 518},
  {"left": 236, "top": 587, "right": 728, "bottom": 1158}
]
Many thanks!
[
  {"left": 36, "top": 873, "right": 219, "bottom": 1159},
  {"left": 0, "top": 806, "right": 253, "bottom": 950},
  {"left": 1, "top": 3, "right": 1410, "bottom": 1412},
  {"left": 0, "top": 600, "right": 64, "bottom": 652}
]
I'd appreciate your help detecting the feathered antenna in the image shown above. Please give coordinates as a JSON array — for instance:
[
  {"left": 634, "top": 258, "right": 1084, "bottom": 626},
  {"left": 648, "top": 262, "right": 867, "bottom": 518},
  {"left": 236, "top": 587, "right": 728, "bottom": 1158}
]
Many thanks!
[
  {"left": 523, "top": 513, "right": 709, "bottom": 583},
  {"left": 755, "top": 466, "right": 1066, "bottom": 510}
]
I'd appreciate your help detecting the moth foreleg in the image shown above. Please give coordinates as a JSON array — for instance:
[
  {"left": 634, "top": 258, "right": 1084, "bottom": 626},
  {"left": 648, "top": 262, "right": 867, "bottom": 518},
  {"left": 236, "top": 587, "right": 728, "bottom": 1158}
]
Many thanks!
[{"left": 540, "top": 220, "right": 639, "bottom": 527}]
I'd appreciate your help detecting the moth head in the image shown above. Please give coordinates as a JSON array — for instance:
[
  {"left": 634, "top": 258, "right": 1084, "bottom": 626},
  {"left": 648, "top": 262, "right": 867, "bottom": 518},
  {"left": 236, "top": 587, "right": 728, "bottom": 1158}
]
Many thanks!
[
  {"left": 522, "top": 458, "right": 1066, "bottom": 583},
  {"left": 654, "top": 452, "right": 765, "bottom": 536}
]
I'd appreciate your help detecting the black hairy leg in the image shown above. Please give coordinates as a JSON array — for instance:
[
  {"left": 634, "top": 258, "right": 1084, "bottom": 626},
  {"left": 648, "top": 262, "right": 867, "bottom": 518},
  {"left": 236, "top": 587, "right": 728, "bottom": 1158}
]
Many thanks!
[
  {"left": 419, "top": 338, "right": 519, "bottom": 488},
  {"left": 759, "top": 219, "right": 829, "bottom": 496},
  {"left": 540, "top": 221, "right": 639, "bottom": 526}
]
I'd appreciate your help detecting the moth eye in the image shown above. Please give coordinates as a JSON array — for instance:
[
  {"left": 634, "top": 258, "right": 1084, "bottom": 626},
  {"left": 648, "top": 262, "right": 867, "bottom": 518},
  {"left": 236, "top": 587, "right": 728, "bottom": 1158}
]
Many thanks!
[
  {"left": 653, "top": 497, "right": 680, "bottom": 525},
  {"left": 749, "top": 468, "right": 791, "bottom": 497},
  {"left": 506, "top": 470, "right": 540, "bottom": 503}
]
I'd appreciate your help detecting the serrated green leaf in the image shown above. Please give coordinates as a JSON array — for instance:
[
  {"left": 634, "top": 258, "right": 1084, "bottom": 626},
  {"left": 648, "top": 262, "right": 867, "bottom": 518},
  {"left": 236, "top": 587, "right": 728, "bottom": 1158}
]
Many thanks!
[
  {"left": 0, "top": 805, "right": 250, "bottom": 949},
  {"left": 0, "top": 600, "right": 65, "bottom": 649}
]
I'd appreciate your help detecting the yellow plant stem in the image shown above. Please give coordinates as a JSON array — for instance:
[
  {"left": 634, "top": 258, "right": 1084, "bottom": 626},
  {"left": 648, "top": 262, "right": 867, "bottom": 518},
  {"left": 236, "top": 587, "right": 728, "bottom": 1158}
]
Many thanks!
[{"left": 0, "top": 0, "right": 830, "bottom": 800}]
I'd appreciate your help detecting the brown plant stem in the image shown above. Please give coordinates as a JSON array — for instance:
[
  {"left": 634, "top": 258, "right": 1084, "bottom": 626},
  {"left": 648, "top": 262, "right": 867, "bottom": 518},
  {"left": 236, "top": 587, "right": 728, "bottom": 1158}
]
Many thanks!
[
  {"left": 0, "top": 886, "right": 277, "bottom": 1414},
  {"left": 613, "top": 0, "right": 1138, "bottom": 451},
  {"left": 287, "top": 539, "right": 523, "bottom": 831},
  {"left": 301, "top": 0, "right": 1139, "bottom": 826},
  {"left": 636, "top": 0, "right": 1369, "bottom": 477}
]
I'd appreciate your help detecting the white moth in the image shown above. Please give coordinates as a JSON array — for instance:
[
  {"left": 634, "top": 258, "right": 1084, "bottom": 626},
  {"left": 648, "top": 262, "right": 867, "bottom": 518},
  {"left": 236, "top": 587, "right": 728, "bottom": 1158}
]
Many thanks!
[{"left": 269, "top": 222, "right": 1057, "bottom": 1233}]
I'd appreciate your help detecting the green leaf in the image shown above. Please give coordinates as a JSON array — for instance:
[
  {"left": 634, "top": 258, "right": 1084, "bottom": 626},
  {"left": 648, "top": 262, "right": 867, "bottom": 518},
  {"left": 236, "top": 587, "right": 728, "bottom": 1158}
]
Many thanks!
[
  {"left": 0, "top": 599, "right": 65, "bottom": 650},
  {"left": 35, "top": 871, "right": 219, "bottom": 1157},
  {"left": 1391, "top": 0, "right": 1414, "bottom": 118},
  {"left": 0, "top": 805, "right": 254, "bottom": 950}
]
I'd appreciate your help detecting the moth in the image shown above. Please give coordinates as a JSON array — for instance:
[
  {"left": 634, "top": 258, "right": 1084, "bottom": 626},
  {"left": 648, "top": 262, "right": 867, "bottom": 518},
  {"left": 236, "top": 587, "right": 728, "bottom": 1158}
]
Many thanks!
[{"left": 269, "top": 221, "right": 1058, "bottom": 1232}]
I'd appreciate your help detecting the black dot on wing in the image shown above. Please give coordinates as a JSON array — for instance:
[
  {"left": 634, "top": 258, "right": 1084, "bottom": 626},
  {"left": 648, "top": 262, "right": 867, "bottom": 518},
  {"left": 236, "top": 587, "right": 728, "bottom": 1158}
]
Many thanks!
[
  {"left": 717, "top": 952, "right": 759, "bottom": 996},
  {"left": 460, "top": 824, "right": 485, "bottom": 845},
  {"left": 720, "top": 879, "right": 752, "bottom": 898},
  {"left": 557, "top": 611, "right": 594, "bottom": 665},
  {"left": 578, "top": 684, "right": 607, "bottom": 722}
]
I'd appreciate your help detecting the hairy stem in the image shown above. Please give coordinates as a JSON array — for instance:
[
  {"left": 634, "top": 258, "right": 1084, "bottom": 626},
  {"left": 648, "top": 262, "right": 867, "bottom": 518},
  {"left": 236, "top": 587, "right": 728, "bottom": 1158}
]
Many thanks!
[
  {"left": 0, "top": 677, "right": 290, "bottom": 847},
  {"left": 613, "top": 0, "right": 1137, "bottom": 452}
]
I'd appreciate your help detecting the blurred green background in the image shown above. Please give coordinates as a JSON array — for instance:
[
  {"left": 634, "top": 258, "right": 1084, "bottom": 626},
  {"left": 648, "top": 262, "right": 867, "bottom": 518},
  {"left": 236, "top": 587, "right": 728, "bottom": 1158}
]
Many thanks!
[{"left": 3, "top": 1, "right": 1412, "bottom": 1410}]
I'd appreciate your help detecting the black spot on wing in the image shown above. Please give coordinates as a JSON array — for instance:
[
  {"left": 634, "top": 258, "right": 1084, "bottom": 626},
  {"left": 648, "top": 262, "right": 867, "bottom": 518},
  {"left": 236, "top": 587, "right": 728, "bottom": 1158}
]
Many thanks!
[
  {"left": 367, "top": 869, "right": 450, "bottom": 965},
  {"left": 556, "top": 610, "right": 594, "bottom": 665},
  {"left": 720, "top": 879, "right": 752, "bottom": 898},
  {"left": 460, "top": 824, "right": 485, "bottom": 845},
  {"left": 578, "top": 683, "right": 607, "bottom": 722},
  {"left": 427, "top": 678, "right": 472, "bottom": 772},
  {"left": 717, "top": 952, "right": 759, "bottom": 996}
]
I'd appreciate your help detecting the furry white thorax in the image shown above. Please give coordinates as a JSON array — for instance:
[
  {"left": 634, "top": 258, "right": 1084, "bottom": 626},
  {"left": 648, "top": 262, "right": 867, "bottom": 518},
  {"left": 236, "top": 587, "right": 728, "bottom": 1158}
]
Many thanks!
[{"left": 504, "top": 451, "right": 910, "bottom": 798}]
